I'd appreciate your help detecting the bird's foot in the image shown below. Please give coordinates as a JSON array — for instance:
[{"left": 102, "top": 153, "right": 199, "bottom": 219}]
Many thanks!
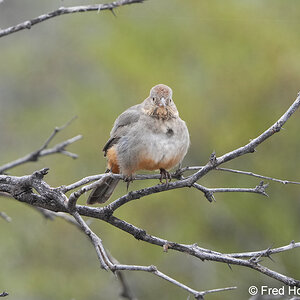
[
  {"left": 159, "top": 168, "right": 171, "bottom": 185},
  {"left": 124, "top": 174, "right": 134, "bottom": 191}
]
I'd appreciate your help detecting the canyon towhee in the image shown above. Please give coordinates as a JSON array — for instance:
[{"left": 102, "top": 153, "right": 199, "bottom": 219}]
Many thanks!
[{"left": 87, "top": 84, "right": 190, "bottom": 204}]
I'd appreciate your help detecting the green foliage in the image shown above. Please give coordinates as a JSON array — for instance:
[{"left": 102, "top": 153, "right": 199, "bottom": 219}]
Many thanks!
[{"left": 0, "top": 1, "right": 299, "bottom": 299}]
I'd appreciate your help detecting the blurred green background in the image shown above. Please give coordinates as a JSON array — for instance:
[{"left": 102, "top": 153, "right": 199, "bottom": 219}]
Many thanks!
[{"left": 0, "top": 0, "right": 300, "bottom": 299}]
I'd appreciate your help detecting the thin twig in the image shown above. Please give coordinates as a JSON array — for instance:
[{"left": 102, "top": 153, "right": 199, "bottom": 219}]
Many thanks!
[
  {"left": 179, "top": 166, "right": 300, "bottom": 185},
  {"left": 0, "top": 118, "right": 82, "bottom": 173},
  {"left": 200, "top": 287, "right": 238, "bottom": 297},
  {"left": 112, "top": 264, "right": 236, "bottom": 299},
  {"left": 0, "top": 0, "right": 145, "bottom": 38},
  {"left": 192, "top": 181, "right": 268, "bottom": 202},
  {"left": 68, "top": 174, "right": 112, "bottom": 210},
  {"left": 227, "top": 241, "right": 300, "bottom": 259},
  {"left": 37, "top": 116, "right": 78, "bottom": 152},
  {"left": 71, "top": 211, "right": 110, "bottom": 270},
  {"left": 216, "top": 167, "right": 300, "bottom": 185}
]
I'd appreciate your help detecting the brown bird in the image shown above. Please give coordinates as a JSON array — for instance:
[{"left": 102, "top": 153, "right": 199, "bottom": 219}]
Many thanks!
[{"left": 87, "top": 84, "right": 190, "bottom": 204}]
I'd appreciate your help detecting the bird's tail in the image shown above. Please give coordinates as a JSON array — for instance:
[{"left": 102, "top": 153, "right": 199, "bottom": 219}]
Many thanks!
[{"left": 87, "top": 176, "right": 120, "bottom": 204}]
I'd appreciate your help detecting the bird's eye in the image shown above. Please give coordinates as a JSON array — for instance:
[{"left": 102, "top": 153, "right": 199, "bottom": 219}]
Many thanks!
[{"left": 152, "top": 97, "right": 155, "bottom": 102}]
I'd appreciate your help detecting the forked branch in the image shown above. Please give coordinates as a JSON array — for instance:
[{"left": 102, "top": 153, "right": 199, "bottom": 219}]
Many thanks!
[{"left": 0, "top": 117, "right": 82, "bottom": 174}]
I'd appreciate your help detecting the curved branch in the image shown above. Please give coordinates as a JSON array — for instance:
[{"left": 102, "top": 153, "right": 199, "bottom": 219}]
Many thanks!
[
  {"left": 70, "top": 210, "right": 236, "bottom": 299},
  {"left": 0, "top": 0, "right": 145, "bottom": 38}
]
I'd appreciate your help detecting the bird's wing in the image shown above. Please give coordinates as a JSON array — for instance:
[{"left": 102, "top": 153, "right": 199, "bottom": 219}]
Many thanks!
[{"left": 103, "top": 104, "right": 141, "bottom": 155}]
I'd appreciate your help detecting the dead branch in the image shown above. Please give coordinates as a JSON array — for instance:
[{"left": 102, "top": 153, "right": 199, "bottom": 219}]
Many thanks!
[
  {"left": 70, "top": 211, "right": 237, "bottom": 299},
  {"left": 182, "top": 166, "right": 300, "bottom": 185},
  {"left": 227, "top": 241, "right": 300, "bottom": 259},
  {"left": 0, "top": 117, "right": 82, "bottom": 174},
  {"left": 216, "top": 167, "right": 300, "bottom": 185},
  {"left": 0, "top": 0, "right": 145, "bottom": 38}
]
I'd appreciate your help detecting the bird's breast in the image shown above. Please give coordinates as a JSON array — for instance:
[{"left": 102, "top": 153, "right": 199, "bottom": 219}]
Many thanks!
[{"left": 137, "top": 118, "right": 189, "bottom": 171}]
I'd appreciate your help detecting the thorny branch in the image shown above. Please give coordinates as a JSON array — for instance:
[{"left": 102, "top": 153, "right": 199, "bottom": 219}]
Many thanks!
[
  {"left": 0, "top": 94, "right": 300, "bottom": 298},
  {"left": 0, "top": 0, "right": 145, "bottom": 38}
]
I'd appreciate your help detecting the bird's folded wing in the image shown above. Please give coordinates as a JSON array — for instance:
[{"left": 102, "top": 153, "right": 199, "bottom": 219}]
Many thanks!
[{"left": 103, "top": 104, "right": 141, "bottom": 155}]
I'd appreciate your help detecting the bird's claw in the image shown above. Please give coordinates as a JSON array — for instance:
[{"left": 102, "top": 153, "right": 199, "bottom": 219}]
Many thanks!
[
  {"left": 159, "top": 168, "right": 171, "bottom": 186},
  {"left": 124, "top": 175, "right": 134, "bottom": 191}
]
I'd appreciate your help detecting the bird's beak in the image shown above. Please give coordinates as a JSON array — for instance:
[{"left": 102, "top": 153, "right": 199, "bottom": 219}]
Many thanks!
[{"left": 159, "top": 97, "right": 166, "bottom": 107}]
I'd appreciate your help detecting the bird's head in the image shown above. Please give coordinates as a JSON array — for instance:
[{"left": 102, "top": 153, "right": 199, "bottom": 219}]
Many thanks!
[{"left": 143, "top": 84, "right": 178, "bottom": 120}]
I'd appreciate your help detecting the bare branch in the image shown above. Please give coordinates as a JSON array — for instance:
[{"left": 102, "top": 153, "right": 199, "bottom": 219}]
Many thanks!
[
  {"left": 62, "top": 174, "right": 105, "bottom": 193},
  {"left": 63, "top": 167, "right": 289, "bottom": 204},
  {"left": 69, "top": 206, "right": 237, "bottom": 299},
  {"left": 200, "top": 287, "right": 238, "bottom": 298},
  {"left": 227, "top": 241, "right": 300, "bottom": 259},
  {"left": 63, "top": 172, "right": 181, "bottom": 193},
  {"left": 112, "top": 263, "right": 236, "bottom": 299},
  {"left": 179, "top": 166, "right": 300, "bottom": 185},
  {"left": 0, "top": 0, "right": 145, "bottom": 38},
  {"left": 40, "top": 135, "right": 82, "bottom": 158},
  {"left": 62, "top": 173, "right": 163, "bottom": 193},
  {"left": 216, "top": 167, "right": 300, "bottom": 185},
  {"left": 104, "top": 178, "right": 269, "bottom": 213},
  {"left": 192, "top": 181, "right": 269, "bottom": 202},
  {"left": 71, "top": 211, "right": 110, "bottom": 270},
  {"left": 1, "top": 166, "right": 300, "bottom": 291},
  {"left": 0, "top": 118, "right": 82, "bottom": 174},
  {"left": 68, "top": 174, "right": 112, "bottom": 210},
  {"left": 37, "top": 116, "right": 78, "bottom": 151},
  {"left": 102, "top": 216, "right": 300, "bottom": 287}
]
